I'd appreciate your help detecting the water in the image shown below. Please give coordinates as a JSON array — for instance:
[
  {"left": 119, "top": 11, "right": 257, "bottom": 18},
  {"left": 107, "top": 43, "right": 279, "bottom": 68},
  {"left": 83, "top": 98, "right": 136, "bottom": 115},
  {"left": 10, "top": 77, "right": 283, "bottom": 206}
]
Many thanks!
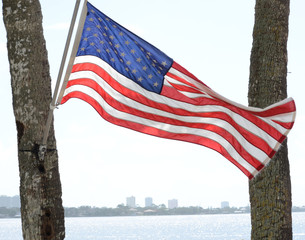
[
  {"left": 65, "top": 214, "right": 250, "bottom": 240},
  {"left": 0, "top": 212, "right": 304, "bottom": 240}
]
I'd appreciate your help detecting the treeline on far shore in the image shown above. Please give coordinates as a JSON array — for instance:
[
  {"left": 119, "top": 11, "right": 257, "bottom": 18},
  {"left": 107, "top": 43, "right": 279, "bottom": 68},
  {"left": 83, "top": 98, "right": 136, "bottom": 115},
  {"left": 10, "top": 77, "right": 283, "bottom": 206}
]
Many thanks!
[
  {"left": 1, "top": 205, "right": 305, "bottom": 218},
  {"left": 0, "top": 207, "right": 20, "bottom": 218},
  {"left": 64, "top": 205, "right": 250, "bottom": 217},
  {"left": 64, "top": 205, "right": 305, "bottom": 218}
]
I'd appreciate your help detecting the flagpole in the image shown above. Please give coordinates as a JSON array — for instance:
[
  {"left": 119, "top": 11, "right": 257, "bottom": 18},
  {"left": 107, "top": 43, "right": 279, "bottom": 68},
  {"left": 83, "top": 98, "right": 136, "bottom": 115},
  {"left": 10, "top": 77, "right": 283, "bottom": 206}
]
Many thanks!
[
  {"left": 50, "top": 0, "right": 81, "bottom": 110},
  {"left": 39, "top": 0, "right": 84, "bottom": 160},
  {"left": 55, "top": 0, "right": 88, "bottom": 106}
]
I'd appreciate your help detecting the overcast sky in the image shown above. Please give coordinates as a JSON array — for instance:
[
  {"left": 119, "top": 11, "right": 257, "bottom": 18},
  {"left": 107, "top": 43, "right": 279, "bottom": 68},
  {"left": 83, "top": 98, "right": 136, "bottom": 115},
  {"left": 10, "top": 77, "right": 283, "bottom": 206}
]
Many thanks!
[{"left": 0, "top": 0, "right": 304, "bottom": 208}]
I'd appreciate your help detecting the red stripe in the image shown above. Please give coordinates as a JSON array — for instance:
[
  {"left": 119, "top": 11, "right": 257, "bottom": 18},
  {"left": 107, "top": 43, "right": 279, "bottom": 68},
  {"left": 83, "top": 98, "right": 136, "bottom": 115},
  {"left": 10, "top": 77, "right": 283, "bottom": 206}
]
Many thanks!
[
  {"left": 272, "top": 120, "right": 294, "bottom": 129},
  {"left": 171, "top": 61, "right": 210, "bottom": 88},
  {"left": 248, "top": 100, "right": 296, "bottom": 118},
  {"left": 165, "top": 81, "right": 204, "bottom": 94},
  {"left": 61, "top": 90, "right": 254, "bottom": 179},
  {"left": 70, "top": 63, "right": 275, "bottom": 156},
  {"left": 166, "top": 71, "right": 203, "bottom": 91}
]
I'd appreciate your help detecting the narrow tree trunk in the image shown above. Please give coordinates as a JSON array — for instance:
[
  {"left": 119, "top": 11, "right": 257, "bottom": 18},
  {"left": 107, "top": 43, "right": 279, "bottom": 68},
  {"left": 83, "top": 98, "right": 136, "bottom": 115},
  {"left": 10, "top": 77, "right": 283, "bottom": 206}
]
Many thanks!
[
  {"left": 248, "top": 0, "right": 292, "bottom": 239},
  {"left": 2, "top": 0, "right": 65, "bottom": 239}
]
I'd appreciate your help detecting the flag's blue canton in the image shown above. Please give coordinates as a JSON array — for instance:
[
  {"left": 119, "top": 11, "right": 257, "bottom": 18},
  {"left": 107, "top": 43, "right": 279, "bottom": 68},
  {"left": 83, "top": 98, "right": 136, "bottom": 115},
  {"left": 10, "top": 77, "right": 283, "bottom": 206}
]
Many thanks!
[{"left": 77, "top": 2, "right": 173, "bottom": 94}]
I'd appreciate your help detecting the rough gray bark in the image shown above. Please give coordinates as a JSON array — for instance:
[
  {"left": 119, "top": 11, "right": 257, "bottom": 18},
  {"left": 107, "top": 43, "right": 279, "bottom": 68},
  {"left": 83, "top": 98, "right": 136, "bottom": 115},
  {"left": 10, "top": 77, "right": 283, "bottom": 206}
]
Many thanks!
[
  {"left": 248, "top": 0, "right": 292, "bottom": 239},
  {"left": 2, "top": 0, "right": 65, "bottom": 239}
]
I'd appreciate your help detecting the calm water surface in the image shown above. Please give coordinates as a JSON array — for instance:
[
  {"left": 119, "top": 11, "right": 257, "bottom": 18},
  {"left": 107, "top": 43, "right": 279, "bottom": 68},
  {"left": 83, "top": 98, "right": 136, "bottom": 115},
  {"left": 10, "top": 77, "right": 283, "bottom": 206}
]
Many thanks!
[{"left": 0, "top": 212, "right": 304, "bottom": 240}]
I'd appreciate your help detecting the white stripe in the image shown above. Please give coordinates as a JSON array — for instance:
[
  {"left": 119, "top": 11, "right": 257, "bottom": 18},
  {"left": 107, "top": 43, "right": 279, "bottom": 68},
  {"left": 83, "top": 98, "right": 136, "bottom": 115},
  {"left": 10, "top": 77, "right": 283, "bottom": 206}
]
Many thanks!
[
  {"left": 265, "top": 112, "right": 296, "bottom": 123},
  {"left": 64, "top": 84, "right": 259, "bottom": 176},
  {"left": 175, "top": 91, "right": 209, "bottom": 99},
  {"left": 71, "top": 55, "right": 281, "bottom": 148},
  {"left": 67, "top": 70, "right": 269, "bottom": 162}
]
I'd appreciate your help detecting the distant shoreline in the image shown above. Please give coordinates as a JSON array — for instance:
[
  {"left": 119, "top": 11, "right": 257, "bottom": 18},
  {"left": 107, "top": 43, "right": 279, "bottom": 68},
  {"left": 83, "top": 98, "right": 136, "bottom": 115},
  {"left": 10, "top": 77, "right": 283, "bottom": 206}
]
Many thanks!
[
  {"left": 63, "top": 205, "right": 305, "bottom": 218},
  {"left": 1, "top": 205, "right": 304, "bottom": 219}
]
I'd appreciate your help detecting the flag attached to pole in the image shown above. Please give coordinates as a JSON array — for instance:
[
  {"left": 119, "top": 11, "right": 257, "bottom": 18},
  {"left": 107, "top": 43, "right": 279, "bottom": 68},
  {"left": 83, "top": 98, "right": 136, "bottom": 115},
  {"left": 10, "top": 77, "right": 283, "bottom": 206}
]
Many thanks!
[{"left": 59, "top": 1, "right": 296, "bottom": 179}]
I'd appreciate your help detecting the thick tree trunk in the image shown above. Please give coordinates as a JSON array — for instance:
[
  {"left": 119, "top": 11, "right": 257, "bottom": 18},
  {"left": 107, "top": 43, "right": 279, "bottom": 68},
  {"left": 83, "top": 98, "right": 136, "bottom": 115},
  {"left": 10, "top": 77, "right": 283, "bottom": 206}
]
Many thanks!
[
  {"left": 248, "top": 0, "right": 292, "bottom": 239},
  {"left": 2, "top": 0, "right": 65, "bottom": 239}
]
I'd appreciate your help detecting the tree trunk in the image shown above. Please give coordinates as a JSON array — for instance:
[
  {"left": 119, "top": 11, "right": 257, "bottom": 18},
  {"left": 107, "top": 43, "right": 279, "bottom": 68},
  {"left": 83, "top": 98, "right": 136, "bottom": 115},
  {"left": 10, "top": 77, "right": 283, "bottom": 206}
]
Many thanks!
[
  {"left": 248, "top": 0, "right": 292, "bottom": 239},
  {"left": 2, "top": 0, "right": 65, "bottom": 239}
]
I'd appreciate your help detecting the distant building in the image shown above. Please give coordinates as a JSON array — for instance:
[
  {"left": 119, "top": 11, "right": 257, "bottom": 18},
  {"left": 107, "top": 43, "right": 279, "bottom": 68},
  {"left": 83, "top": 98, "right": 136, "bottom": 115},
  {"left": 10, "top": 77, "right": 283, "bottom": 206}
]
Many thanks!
[
  {"left": 221, "top": 201, "right": 230, "bottom": 208},
  {"left": 126, "top": 196, "right": 136, "bottom": 208},
  {"left": 168, "top": 199, "right": 178, "bottom": 209},
  {"left": 0, "top": 195, "right": 20, "bottom": 208},
  {"left": 145, "top": 197, "right": 153, "bottom": 207}
]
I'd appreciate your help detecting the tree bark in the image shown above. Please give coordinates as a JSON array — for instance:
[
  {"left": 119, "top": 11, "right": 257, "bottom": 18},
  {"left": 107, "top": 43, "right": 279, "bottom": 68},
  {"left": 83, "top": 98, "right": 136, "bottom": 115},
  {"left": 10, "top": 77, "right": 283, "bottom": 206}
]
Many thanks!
[
  {"left": 248, "top": 0, "right": 292, "bottom": 239},
  {"left": 2, "top": 0, "right": 65, "bottom": 239}
]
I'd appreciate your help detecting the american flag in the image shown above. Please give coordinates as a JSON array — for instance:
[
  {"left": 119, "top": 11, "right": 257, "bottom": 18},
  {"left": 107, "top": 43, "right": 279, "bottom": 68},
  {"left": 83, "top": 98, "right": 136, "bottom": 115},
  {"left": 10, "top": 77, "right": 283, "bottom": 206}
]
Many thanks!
[{"left": 60, "top": 2, "right": 296, "bottom": 179}]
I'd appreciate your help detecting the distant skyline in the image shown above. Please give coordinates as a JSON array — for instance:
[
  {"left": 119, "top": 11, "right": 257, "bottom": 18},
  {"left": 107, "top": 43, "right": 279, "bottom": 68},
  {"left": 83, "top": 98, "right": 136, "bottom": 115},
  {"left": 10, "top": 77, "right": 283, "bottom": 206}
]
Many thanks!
[
  {"left": 1, "top": 194, "right": 234, "bottom": 209},
  {"left": 0, "top": 0, "right": 304, "bottom": 209}
]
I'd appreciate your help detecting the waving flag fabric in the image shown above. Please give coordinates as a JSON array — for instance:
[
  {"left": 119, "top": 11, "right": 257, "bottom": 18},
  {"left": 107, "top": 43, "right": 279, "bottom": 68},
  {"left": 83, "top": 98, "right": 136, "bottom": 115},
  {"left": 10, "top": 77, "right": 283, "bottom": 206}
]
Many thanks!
[{"left": 60, "top": 2, "right": 296, "bottom": 179}]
